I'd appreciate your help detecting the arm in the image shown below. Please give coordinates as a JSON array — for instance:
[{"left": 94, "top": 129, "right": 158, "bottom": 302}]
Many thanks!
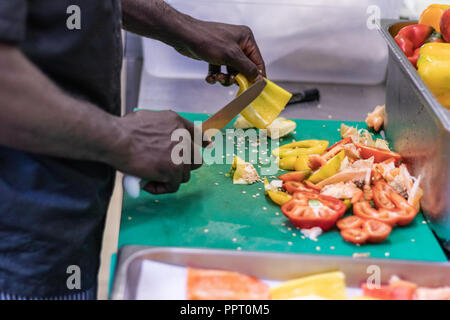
[
  {"left": 0, "top": 44, "right": 200, "bottom": 193},
  {"left": 121, "top": 0, "right": 266, "bottom": 86}
]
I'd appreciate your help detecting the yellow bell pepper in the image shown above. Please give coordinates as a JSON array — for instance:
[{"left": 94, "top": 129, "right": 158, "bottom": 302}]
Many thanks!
[
  {"left": 279, "top": 156, "right": 297, "bottom": 171},
  {"left": 272, "top": 140, "right": 329, "bottom": 158},
  {"left": 267, "top": 190, "right": 292, "bottom": 206},
  {"left": 308, "top": 150, "right": 345, "bottom": 184},
  {"left": 419, "top": 4, "right": 450, "bottom": 32},
  {"left": 294, "top": 154, "right": 311, "bottom": 171},
  {"left": 417, "top": 43, "right": 450, "bottom": 109},
  {"left": 235, "top": 74, "right": 292, "bottom": 129}
]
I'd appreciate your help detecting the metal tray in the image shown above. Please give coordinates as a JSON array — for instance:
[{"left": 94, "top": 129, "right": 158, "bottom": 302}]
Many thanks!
[
  {"left": 111, "top": 246, "right": 450, "bottom": 300},
  {"left": 380, "top": 20, "right": 450, "bottom": 249}
]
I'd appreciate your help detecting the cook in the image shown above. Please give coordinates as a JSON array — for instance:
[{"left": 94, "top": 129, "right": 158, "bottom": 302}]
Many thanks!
[{"left": 0, "top": 0, "right": 265, "bottom": 299}]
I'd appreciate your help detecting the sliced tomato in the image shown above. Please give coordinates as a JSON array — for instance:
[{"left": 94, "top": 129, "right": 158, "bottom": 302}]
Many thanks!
[
  {"left": 362, "top": 284, "right": 415, "bottom": 300},
  {"left": 187, "top": 268, "right": 270, "bottom": 300},
  {"left": 283, "top": 181, "right": 319, "bottom": 195},
  {"left": 356, "top": 144, "right": 402, "bottom": 165},
  {"left": 281, "top": 192, "right": 346, "bottom": 231},
  {"left": 341, "top": 228, "right": 369, "bottom": 244},
  {"left": 353, "top": 201, "right": 398, "bottom": 226},
  {"left": 363, "top": 219, "right": 392, "bottom": 243},
  {"left": 278, "top": 170, "right": 311, "bottom": 183},
  {"left": 337, "top": 216, "right": 365, "bottom": 230}
]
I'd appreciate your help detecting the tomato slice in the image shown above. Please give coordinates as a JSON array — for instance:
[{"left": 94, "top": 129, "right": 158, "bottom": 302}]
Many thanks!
[
  {"left": 187, "top": 268, "right": 270, "bottom": 300},
  {"left": 283, "top": 181, "right": 319, "bottom": 195},
  {"left": 278, "top": 170, "right": 311, "bottom": 183},
  {"left": 356, "top": 144, "right": 402, "bottom": 164},
  {"left": 363, "top": 219, "right": 392, "bottom": 243},
  {"left": 336, "top": 216, "right": 365, "bottom": 230},
  {"left": 353, "top": 201, "right": 398, "bottom": 226},
  {"left": 340, "top": 228, "right": 369, "bottom": 244},
  {"left": 281, "top": 192, "right": 346, "bottom": 231}
]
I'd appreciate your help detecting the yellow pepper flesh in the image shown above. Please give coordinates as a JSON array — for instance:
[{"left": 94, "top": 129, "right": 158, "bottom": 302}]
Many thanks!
[
  {"left": 419, "top": 4, "right": 450, "bottom": 32},
  {"left": 235, "top": 74, "right": 292, "bottom": 129},
  {"left": 267, "top": 190, "right": 292, "bottom": 206},
  {"left": 279, "top": 156, "right": 298, "bottom": 171},
  {"left": 294, "top": 155, "right": 311, "bottom": 171},
  {"left": 308, "top": 150, "right": 346, "bottom": 184},
  {"left": 417, "top": 43, "right": 450, "bottom": 110},
  {"left": 273, "top": 140, "right": 329, "bottom": 158}
]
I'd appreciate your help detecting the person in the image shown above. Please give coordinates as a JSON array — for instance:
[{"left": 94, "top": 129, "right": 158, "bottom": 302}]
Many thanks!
[{"left": 0, "top": 0, "right": 265, "bottom": 299}]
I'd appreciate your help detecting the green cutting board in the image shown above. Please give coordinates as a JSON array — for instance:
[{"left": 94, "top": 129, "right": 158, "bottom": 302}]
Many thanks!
[{"left": 118, "top": 112, "right": 447, "bottom": 262}]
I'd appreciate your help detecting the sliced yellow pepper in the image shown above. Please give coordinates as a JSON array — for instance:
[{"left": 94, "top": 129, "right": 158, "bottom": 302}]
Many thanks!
[
  {"left": 235, "top": 74, "right": 292, "bottom": 129},
  {"left": 308, "top": 150, "right": 345, "bottom": 184},
  {"left": 267, "top": 190, "right": 292, "bottom": 206},
  {"left": 279, "top": 156, "right": 298, "bottom": 171},
  {"left": 272, "top": 140, "right": 329, "bottom": 158},
  {"left": 417, "top": 43, "right": 450, "bottom": 109},
  {"left": 294, "top": 154, "right": 311, "bottom": 171},
  {"left": 419, "top": 4, "right": 450, "bottom": 32}
]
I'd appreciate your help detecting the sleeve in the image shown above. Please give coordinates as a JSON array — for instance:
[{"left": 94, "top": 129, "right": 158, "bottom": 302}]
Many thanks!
[{"left": 0, "top": 0, "right": 27, "bottom": 43}]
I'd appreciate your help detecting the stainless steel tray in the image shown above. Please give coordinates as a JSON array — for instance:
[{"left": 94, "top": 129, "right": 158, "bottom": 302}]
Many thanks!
[
  {"left": 380, "top": 20, "right": 450, "bottom": 249},
  {"left": 111, "top": 246, "right": 450, "bottom": 300}
]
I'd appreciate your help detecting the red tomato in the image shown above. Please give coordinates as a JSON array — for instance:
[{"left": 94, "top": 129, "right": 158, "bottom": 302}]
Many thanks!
[
  {"left": 187, "top": 268, "right": 270, "bottom": 300},
  {"left": 278, "top": 171, "right": 310, "bottom": 183},
  {"left": 341, "top": 228, "right": 369, "bottom": 245},
  {"left": 336, "top": 216, "right": 365, "bottom": 230},
  {"left": 355, "top": 144, "right": 402, "bottom": 165},
  {"left": 363, "top": 219, "right": 392, "bottom": 243},
  {"left": 281, "top": 192, "right": 347, "bottom": 231}
]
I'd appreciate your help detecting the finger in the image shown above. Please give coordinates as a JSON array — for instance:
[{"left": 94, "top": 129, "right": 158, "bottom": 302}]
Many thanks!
[
  {"left": 216, "top": 73, "right": 232, "bottom": 87},
  {"left": 227, "top": 47, "right": 259, "bottom": 82},
  {"left": 205, "top": 64, "right": 221, "bottom": 84},
  {"left": 178, "top": 115, "right": 211, "bottom": 148},
  {"left": 243, "top": 34, "right": 266, "bottom": 79},
  {"left": 190, "top": 141, "right": 203, "bottom": 171},
  {"left": 182, "top": 164, "right": 191, "bottom": 183}
]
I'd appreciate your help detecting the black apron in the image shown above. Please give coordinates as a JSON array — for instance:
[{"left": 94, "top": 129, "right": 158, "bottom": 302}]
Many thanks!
[{"left": 0, "top": 0, "right": 122, "bottom": 297}]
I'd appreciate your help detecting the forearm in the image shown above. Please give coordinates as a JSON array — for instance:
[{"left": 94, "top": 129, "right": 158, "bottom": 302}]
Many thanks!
[
  {"left": 122, "top": 0, "right": 196, "bottom": 49},
  {"left": 0, "top": 44, "right": 127, "bottom": 165}
]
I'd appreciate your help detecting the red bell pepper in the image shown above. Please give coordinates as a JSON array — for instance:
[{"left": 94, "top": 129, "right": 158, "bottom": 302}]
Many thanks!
[
  {"left": 441, "top": 9, "right": 450, "bottom": 42},
  {"left": 395, "top": 24, "right": 435, "bottom": 68}
]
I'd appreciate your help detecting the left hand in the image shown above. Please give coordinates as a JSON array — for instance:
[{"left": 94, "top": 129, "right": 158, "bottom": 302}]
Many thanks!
[{"left": 175, "top": 21, "right": 266, "bottom": 86}]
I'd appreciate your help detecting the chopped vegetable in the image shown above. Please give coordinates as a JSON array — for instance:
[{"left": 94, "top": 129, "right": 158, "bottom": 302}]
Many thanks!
[
  {"left": 273, "top": 140, "right": 329, "bottom": 158},
  {"left": 231, "top": 156, "right": 260, "bottom": 185},
  {"left": 187, "top": 268, "right": 270, "bottom": 300},
  {"left": 235, "top": 73, "right": 292, "bottom": 129},
  {"left": 294, "top": 154, "right": 311, "bottom": 171},
  {"left": 270, "top": 271, "right": 347, "bottom": 300},
  {"left": 233, "top": 115, "right": 297, "bottom": 139},
  {"left": 267, "top": 190, "right": 292, "bottom": 206},
  {"left": 356, "top": 144, "right": 401, "bottom": 164},
  {"left": 279, "top": 156, "right": 298, "bottom": 170},
  {"left": 365, "top": 105, "right": 385, "bottom": 132},
  {"left": 308, "top": 150, "right": 345, "bottom": 184},
  {"left": 281, "top": 191, "right": 346, "bottom": 231},
  {"left": 278, "top": 170, "right": 311, "bottom": 183}
]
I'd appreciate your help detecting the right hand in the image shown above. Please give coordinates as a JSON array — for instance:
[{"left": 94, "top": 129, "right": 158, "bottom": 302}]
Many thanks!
[{"left": 110, "top": 110, "right": 204, "bottom": 194}]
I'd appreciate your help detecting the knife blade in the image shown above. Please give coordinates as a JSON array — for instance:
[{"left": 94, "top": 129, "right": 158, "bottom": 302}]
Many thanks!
[
  {"left": 202, "top": 78, "right": 266, "bottom": 134},
  {"left": 123, "top": 79, "right": 266, "bottom": 198}
]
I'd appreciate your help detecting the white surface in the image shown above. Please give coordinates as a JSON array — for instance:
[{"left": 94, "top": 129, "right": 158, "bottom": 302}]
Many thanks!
[
  {"left": 135, "top": 260, "right": 362, "bottom": 300},
  {"left": 143, "top": 0, "right": 402, "bottom": 84}
]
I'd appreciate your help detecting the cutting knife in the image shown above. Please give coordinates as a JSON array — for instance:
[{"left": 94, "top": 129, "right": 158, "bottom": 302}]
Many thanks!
[{"left": 123, "top": 79, "right": 267, "bottom": 198}]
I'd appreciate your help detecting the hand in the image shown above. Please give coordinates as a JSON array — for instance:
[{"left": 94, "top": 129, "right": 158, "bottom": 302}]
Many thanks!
[
  {"left": 175, "top": 21, "right": 266, "bottom": 87},
  {"left": 111, "top": 110, "right": 204, "bottom": 194}
]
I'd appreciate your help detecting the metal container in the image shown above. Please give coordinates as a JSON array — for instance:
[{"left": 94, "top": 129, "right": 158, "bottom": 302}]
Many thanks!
[
  {"left": 111, "top": 246, "right": 450, "bottom": 300},
  {"left": 380, "top": 20, "right": 450, "bottom": 250}
]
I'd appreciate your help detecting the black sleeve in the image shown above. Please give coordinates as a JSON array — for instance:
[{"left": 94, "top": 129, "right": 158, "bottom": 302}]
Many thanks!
[{"left": 0, "top": 0, "right": 27, "bottom": 43}]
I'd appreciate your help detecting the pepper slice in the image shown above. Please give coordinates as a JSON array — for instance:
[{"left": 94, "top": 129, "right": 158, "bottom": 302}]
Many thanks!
[
  {"left": 353, "top": 201, "right": 399, "bottom": 226},
  {"left": 341, "top": 228, "right": 369, "bottom": 245},
  {"left": 272, "top": 140, "right": 329, "bottom": 158},
  {"left": 267, "top": 190, "right": 292, "bottom": 206},
  {"left": 336, "top": 216, "right": 365, "bottom": 230},
  {"left": 355, "top": 144, "right": 402, "bottom": 165},
  {"left": 308, "top": 150, "right": 346, "bottom": 184},
  {"left": 278, "top": 170, "right": 311, "bottom": 183},
  {"left": 283, "top": 181, "right": 319, "bottom": 195},
  {"left": 281, "top": 191, "right": 346, "bottom": 231},
  {"left": 363, "top": 219, "right": 392, "bottom": 244}
]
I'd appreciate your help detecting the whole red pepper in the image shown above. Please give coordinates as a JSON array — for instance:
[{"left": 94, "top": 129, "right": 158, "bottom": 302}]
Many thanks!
[{"left": 395, "top": 24, "right": 435, "bottom": 68}]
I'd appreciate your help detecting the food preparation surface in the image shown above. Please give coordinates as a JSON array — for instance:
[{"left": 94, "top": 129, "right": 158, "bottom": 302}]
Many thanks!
[{"left": 118, "top": 112, "right": 447, "bottom": 262}]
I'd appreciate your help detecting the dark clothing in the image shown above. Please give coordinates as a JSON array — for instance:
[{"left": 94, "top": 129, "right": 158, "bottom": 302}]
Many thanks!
[{"left": 0, "top": 0, "right": 123, "bottom": 297}]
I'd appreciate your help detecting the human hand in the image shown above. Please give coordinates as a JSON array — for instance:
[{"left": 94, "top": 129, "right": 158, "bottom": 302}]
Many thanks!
[{"left": 111, "top": 110, "right": 204, "bottom": 194}]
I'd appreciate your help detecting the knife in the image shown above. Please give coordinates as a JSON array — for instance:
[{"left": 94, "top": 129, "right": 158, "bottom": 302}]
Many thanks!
[{"left": 123, "top": 79, "right": 267, "bottom": 198}]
